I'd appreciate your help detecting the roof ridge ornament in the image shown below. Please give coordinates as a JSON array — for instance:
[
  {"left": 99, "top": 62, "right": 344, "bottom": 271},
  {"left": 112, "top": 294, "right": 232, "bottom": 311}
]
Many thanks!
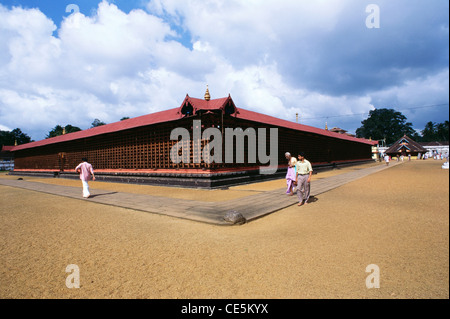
[{"left": 204, "top": 85, "right": 211, "bottom": 101}]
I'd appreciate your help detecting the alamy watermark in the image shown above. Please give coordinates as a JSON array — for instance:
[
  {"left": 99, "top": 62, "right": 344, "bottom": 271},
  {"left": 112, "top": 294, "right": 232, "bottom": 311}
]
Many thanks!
[
  {"left": 365, "top": 264, "right": 380, "bottom": 288},
  {"left": 65, "top": 4, "right": 80, "bottom": 15},
  {"left": 65, "top": 4, "right": 81, "bottom": 29},
  {"left": 366, "top": 4, "right": 380, "bottom": 29},
  {"left": 66, "top": 264, "right": 80, "bottom": 288},
  {"left": 170, "top": 120, "right": 279, "bottom": 175}
]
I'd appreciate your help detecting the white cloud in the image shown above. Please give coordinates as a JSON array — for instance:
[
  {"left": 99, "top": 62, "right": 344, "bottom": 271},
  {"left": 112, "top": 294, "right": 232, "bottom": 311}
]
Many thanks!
[
  {"left": 0, "top": 124, "right": 12, "bottom": 131},
  {"left": 0, "top": 5, "right": 60, "bottom": 85},
  {"left": 0, "top": 2, "right": 187, "bottom": 138},
  {"left": 369, "top": 69, "right": 450, "bottom": 128},
  {"left": 0, "top": 0, "right": 448, "bottom": 140}
]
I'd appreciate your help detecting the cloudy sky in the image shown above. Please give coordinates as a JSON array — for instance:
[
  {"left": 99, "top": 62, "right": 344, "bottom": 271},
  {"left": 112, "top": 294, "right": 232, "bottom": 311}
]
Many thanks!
[{"left": 0, "top": 0, "right": 448, "bottom": 141}]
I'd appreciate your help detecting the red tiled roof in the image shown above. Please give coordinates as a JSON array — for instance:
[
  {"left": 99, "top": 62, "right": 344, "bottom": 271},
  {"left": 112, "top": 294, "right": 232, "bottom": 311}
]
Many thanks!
[
  {"left": 178, "top": 94, "right": 238, "bottom": 115},
  {"left": 1, "top": 145, "right": 15, "bottom": 152},
  {"left": 12, "top": 108, "right": 181, "bottom": 151},
  {"left": 11, "top": 95, "right": 376, "bottom": 151},
  {"left": 235, "top": 108, "right": 376, "bottom": 145}
]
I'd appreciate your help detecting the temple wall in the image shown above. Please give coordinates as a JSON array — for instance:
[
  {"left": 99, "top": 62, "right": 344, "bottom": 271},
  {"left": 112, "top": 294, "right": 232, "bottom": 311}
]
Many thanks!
[{"left": 14, "top": 114, "right": 372, "bottom": 172}]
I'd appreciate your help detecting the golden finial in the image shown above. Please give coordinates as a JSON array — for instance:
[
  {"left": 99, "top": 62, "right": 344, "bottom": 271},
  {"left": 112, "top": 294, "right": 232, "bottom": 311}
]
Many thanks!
[
  {"left": 62, "top": 127, "right": 66, "bottom": 135},
  {"left": 325, "top": 122, "right": 328, "bottom": 130},
  {"left": 204, "top": 85, "right": 210, "bottom": 101},
  {"left": 296, "top": 113, "right": 299, "bottom": 123},
  {"left": 14, "top": 139, "right": 17, "bottom": 146}
]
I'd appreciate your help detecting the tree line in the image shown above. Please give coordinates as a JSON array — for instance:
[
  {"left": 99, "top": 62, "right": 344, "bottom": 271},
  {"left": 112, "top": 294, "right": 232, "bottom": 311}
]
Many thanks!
[
  {"left": 46, "top": 119, "right": 109, "bottom": 138},
  {"left": 1, "top": 111, "right": 448, "bottom": 147},
  {"left": 0, "top": 128, "right": 33, "bottom": 146},
  {"left": 1, "top": 118, "right": 126, "bottom": 146},
  {"left": 355, "top": 108, "right": 449, "bottom": 145}
]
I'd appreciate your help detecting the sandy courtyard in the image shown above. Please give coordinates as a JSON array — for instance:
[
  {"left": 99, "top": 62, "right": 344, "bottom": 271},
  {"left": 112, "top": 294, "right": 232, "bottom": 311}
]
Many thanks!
[{"left": 0, "top": 160, "right": 448, "bottom": 299}]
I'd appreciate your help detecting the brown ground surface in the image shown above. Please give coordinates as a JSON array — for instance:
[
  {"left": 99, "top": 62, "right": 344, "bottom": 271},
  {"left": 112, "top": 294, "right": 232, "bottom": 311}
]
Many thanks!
[
  {"left": 0, "top": 162, "right": 380, "bottom": 201},
  {"left": 0, "top": 160, "right": 448, "bottom": 299}
]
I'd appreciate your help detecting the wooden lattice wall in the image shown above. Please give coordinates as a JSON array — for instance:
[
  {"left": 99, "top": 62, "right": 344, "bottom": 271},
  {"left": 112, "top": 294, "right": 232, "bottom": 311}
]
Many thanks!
[{"left": 14, "top": 114, "right": 372, "bottom": 171}]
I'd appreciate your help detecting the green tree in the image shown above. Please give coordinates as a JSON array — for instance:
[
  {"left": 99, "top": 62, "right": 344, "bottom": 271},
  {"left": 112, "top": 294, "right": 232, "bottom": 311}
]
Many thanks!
[
  {"left": 65, "top": 124, "right": 82, "bottom": 134},
  {"left": 0, "top": 128, "right": 32, "bottom": 146},
  {"left": 46, "top": 124, "right": 81, "bottom": 139},
  {"left": 356, "top": 108, "right": 415, "bottom": 145},
  {"left": 47, "top": 125, "right": 64, "bottom": 138},
  {"left": 411, "top": 130, "right": 423, "bottom": 142},
  {"left": 91, "top": 119, "right": 106, "bottom": 128},
  {"left": 421, "top": 121, "right": 449, "bottom": 142},
  {"left": 436, "top": 121, "right": 449, "bottom": 141},
  {"left": 421, "top": 121, "right": 437, "bottom": 142}
]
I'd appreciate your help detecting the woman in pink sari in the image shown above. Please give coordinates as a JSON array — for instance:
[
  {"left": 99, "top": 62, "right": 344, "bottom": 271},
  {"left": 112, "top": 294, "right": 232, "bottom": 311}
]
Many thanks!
[{"left": 285, "top": 152, "right": 297, "bottom": 195}]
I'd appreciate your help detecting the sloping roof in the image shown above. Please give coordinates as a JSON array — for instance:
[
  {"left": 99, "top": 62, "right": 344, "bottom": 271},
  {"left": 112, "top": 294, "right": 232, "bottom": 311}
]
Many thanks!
[
  {"left": 11, "top": 95, "right": 376, "bottom": 152},
  {"left": 419, "top": 141, "right": 449, "bottom": 146},
  {"left": 12, "top": 108, "right": 181, "bottom": 151},
  {"left": 385, "top": 135, "right": 427, "bottom": 154},
  {"left": 178, "top": 94, "right": 238, "bottom": 115},
  {"left": 235, "top": 108, "right": 376, "bottom": 145},
  {"left": 330, "top": 127, "right": 347, "bottom": 134},
  {"left": 1, "top": 145, "right": 15, "bottom": 152}
]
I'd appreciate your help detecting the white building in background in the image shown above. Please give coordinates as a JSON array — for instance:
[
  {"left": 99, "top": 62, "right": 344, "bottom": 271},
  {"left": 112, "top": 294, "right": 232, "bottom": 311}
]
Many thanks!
[
  {"left": 378, "top": 141, "right": 448, "bottom": 160},
  {"left": 378, "top": 146, "right": 388, "bottom": 156},
  {"left": 419, "top": 142, "right": 449, "bottom": 158}
]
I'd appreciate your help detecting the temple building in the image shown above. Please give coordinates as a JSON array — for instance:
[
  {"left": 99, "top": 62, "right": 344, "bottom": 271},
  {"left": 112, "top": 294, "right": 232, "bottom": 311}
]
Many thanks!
[
  {"left": 9, "top": 89, "right": 377, "bottom": 187},
  {"left": 385, "top": 135, "right": 427, "bottom": 158},
  {"left": 329, "top": 127, "right": 356, "bottom": 137},
  {"left": 0, "top": 145, "right": 14, "bottom": 171}
]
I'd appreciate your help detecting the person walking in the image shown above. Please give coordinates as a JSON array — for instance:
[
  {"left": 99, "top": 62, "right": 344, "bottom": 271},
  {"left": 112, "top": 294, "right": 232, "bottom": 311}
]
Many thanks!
[
  {"left": 384, "top": 154, "right": 390, "bottom": 166},
  {"left": 295, "top": 152, "right": 313, "bottom": 206},
  {"left": 285, "top": 152, "right": 297, "bottom": 196},
  {"left": 75, "top": 158, "right": 95, "bottom": 198}
]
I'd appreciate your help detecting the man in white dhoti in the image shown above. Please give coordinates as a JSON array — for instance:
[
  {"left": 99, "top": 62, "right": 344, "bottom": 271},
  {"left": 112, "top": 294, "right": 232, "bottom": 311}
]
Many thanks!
[
  {"left": 75, "top": 158, "right": 96, "bottom": 198},
  {"left": 384, "top": 154, "right": 390, "bottom": 166}
]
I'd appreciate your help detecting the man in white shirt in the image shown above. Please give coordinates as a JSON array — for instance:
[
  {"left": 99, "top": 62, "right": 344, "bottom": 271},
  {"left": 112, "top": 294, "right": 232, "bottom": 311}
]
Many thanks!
[
  {"left": 384, "top": 154, "right": 390, "bottom": 166},
  {"left": 295, "top": 152, "right": 313, "bottom": 206}
]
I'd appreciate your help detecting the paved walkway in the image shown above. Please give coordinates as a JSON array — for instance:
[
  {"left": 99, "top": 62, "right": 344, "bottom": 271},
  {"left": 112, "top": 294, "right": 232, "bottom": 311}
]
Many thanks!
[{"left": 0, "top": 162, "right": 400, "bottom": 225}]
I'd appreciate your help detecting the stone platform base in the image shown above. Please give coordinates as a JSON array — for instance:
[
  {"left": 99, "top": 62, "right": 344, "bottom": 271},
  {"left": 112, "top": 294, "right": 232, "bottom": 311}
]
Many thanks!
[{"left": 10, "top": 160, "right": 374, "bottom": 189}]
